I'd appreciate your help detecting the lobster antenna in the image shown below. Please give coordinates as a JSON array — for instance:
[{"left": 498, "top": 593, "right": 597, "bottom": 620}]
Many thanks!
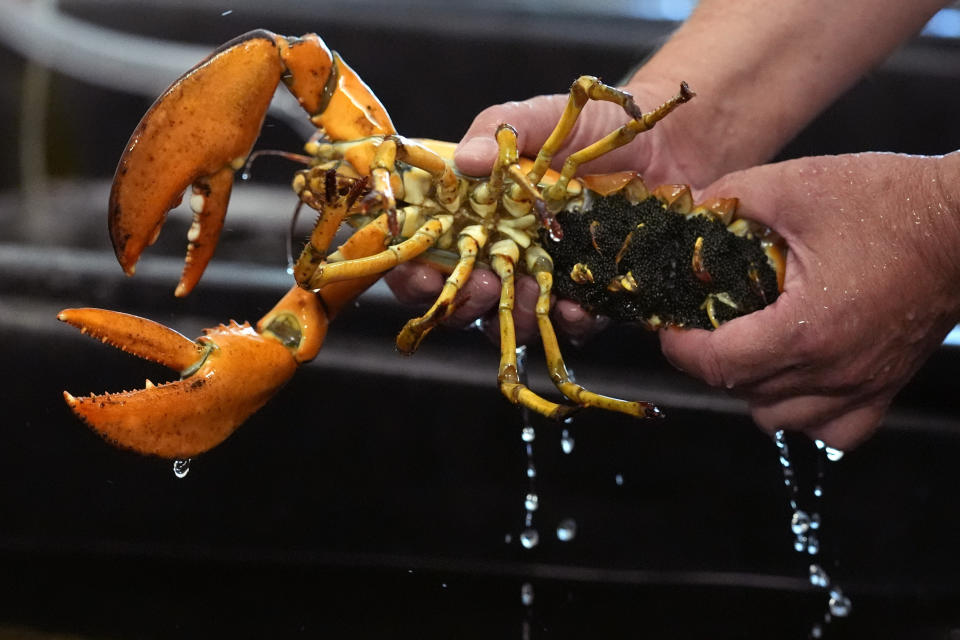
[
  {"left": 285, "top": 200, "right": 306, "bottom": 274},
  {"left": 240, "top": 149, "right": 312, "bottom": 181}
]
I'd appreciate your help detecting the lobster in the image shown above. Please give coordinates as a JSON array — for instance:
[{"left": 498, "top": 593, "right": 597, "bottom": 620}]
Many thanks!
[{"left": 59, "top": 30, "right": 785, "bottom": 459}]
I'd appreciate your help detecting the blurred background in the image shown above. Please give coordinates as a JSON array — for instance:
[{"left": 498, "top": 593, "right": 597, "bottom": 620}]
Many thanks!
[{"left": 2, "top": 1, "right": 960, "bottom": 637}]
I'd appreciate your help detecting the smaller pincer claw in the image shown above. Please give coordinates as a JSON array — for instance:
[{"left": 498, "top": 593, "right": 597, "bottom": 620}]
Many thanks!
[{"left": 58, "top": 307, "right": 298, "bottom": 459}]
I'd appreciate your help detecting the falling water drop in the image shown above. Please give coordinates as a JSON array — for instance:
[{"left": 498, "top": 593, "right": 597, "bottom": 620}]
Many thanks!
[
  {"left": 794, "top": 536, "right": 807, "bottom": 553},
  {"left": 809, "top": 564, "right": 830, "bottom": 588},
  {"left": 521, "top": 426, "right": 536, "bottom": 443},
  {"left": 825, "top": 447, "right": 845, "bottom": 462},
  {"left": 504, "top": 533, "right": 513, "bottom": 544},
  {"left": 172, "top": 458, "right": 191, "bottom": 479},
  {"left": 525, "top": 493, "right": 539, "bottom": 512},
  {"left": 791, "top": 510, "right": 811, "bottom": 535},
  {"left": 828, "top": 588, "right": 852, "bottom": 617},
  {"left": 810, "top": 513, "right": 821, "bottom": 530},
  {"left": 520, "top": 582, "right": 534, "bottom": 606},
  {"left": 526, "top": 463, "right": 536, "bottom": 479},
  {"left": 560, "top": 429, "right": 575, "bottom": 454},
  {"left": 520, "top": 528, "right": 540, "bottom": 549},
  {"left": 614, "top": 473, "right": 624, "bottom": 486},
  {"left": 814, "top": 439, "right": 845, "bottom": 462},
  {"left": 556, "top": 518, "right": 577, "bottom": 542}
]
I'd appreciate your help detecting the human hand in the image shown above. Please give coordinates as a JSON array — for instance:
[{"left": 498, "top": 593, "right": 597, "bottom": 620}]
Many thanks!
[{"left": 660, "top": 152, "right": 960, "bottom": 449}]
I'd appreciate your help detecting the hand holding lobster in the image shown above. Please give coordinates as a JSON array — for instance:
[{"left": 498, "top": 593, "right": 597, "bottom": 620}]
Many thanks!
[{"left": 663, "top": 152, "right": 960, "bottom": 450}]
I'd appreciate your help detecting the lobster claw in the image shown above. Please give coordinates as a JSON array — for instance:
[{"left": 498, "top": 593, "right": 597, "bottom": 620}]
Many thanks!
[
  {"left": 110, "top": 31, "right": 283, "bottom": 298},
  {"left": 110, "top": 30, "right": 395, "bottom": 297},
  {"left": 58, "top": 286, "right": 325, "bottom": 459}
]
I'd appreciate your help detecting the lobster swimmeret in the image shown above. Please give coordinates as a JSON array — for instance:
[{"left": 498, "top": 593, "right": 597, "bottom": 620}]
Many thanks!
[{"left": 59, "top": 30, "right": 785, "bottom": 459}]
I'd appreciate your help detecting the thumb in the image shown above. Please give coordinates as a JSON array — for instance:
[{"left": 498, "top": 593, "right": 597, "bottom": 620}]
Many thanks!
[{"left": 454, "top": 95, "right": 568, "bottom": 176}]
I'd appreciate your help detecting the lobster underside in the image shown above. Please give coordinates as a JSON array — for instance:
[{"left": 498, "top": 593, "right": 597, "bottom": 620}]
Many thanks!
[{"left": 59, "top": 29, "right": 786, "bottom": 459}]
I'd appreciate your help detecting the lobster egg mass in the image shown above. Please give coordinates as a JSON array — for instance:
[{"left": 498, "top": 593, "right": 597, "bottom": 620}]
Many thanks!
[{"left": 542, "top": 195, "right": 781, "bottom": 329}]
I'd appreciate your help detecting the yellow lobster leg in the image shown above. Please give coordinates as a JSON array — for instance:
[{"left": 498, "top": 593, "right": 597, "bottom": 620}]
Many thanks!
[
  {"left": 306, "top": 214, "right": 454, "bottom": 289},
  {"left": 491, "top": 245, "right": 576, "bottom": 421},
  {"left": 532, "top": 79, "right": 694, "bottom": 201},
  {"left": 524, "top": 247, "right": 663, "bottom": 419},
  {"left": 527, "top": 76, "right": 645, "bottom": 184},
  {"left": 395, "top": 225, "right": 490, "bottom": 354}
]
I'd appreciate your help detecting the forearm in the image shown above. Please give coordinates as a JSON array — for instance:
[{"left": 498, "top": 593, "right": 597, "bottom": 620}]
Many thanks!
[{"left": 628, "top": 0, "right": 948, "bottom": 184}]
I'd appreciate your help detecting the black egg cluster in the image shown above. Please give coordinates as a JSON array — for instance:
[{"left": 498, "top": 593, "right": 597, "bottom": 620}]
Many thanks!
[{"left": 541, "top": 194, "right": 780, "bottom": 329}]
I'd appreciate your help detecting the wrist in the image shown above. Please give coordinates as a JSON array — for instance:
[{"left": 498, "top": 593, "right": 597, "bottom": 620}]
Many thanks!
[{"left": 930, "top": 152, "right": 960, "bottom": 298}]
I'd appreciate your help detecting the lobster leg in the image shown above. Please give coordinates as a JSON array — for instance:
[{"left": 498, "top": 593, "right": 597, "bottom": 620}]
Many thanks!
[
  {"left": 525, "top": 248, "right": 663, "bottom": 419},
  {"left": 491, "top": 248, "right": 577, "bottom": 421},
  {"left": 534, "top": 80, "right": 695, "bottom": 202},
  {"left": 395, "top": 226, "right": 489, "bottom": 354},
  {"left": 305, "top": 214, "right": 454, "bottom": 289}
]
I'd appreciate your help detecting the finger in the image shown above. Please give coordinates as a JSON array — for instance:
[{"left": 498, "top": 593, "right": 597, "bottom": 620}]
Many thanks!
[
  {"left": 751, "top": 395, "right": 887, "bottom": 451},
  {"left": 803, "top": 402, "right": 888, "bottom": 451},
  {"left": 658, "top": 301, "right": 800, "bottom": 389},
  {"left": 478, "top": 274, "right": 541, "bottom": 347},
  {"left": 442, "top": 268, "right": 501, "bottom": 328},
  {"left": 383, "top": 262, "right": 444, "bottom": 305},
  {"left": 455, "top": 95, "right": 577, "bottom": 176},
  {"left": 751, "top": 394, "right": 846, "bottom": 435},
  {"left": 553, "top": 299, "right": 604, "bottom": 343},
  {"left": 513, "top": 275, "right": 541, "bottom": 345},
  {"left": 694, "top": 159, "right": 811, "bottom": 237}
]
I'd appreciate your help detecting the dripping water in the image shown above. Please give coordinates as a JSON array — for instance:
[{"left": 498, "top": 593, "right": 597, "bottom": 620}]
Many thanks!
[
  {"left": 172, "top": 458, "right": 191, "bottom": 479},
  {"left": 516, "top": 346, "right": 539, "bottom": 549},
  {"left": 774, "top": 430, "right": 850, "bottom": 637},
  {"left": 520, "top": 581, "right": 534, "bottom": 640}
]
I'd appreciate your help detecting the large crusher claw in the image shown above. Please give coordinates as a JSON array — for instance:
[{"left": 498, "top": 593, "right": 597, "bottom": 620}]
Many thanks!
[{"left": 109, "top": 29, "right": 395, "bottom": 297}]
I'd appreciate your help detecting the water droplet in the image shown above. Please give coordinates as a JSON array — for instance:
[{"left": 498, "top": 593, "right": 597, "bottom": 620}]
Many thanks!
[
  {"left": 521, "top": 426, "right": 535, "bottom": 442},
  {"left": 779, "top": 455, "right": 791, "bottom": 468},
  {"left": 441, "top": 583, "right": 448, "bottom": 589},
  {"left": 825, "top": 447, "right": 844, "bottom": 462},
  {"left": 806, "top": 534, "right": 820, "bottom": 555},
  {"left": 809, "top": 564, "right": 830, "bottom": 588},
  {"left": 792, "top": 509, "right": 811, "bottom": 535},
  {"left": 173, "top": 458, "right": 191, "bottom": 479},
  {"left": 520, "top": 528, "right": 540, "bottom": 549},
  {"left": 560, "top": 429, "right": 575, "bottom": 454},
  {"left": 525, "top": 493, "right": 539, "bottom": 512},
  {"left": 794, "top": 535, "right": 807, "bottom": 553},
  {"left": 521, "top": 582, "right": 534, "bottom": 606},
  {"left": 828, "top": 589, "right": 852, "bottom": 617},
  {"left": 813, "top": 484, "right": 823, "bottom": 498},
  {"left": 614, "top": 473, "right": 624, "bottom": 486},
  {"left": 504, "top": 533, "right": 513, "bottom": 544},
  {"left": 526, "top": 463, "right": 536, "bottom": 479},
  {"left": 810, "top": 513, "right": 821, "bottom": 530},
  {"left": 556, "top": 518, "right": 577, "bottom": 542},
  {"left": 810, "top": 623, "right": 823, "bottom": 638}
]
